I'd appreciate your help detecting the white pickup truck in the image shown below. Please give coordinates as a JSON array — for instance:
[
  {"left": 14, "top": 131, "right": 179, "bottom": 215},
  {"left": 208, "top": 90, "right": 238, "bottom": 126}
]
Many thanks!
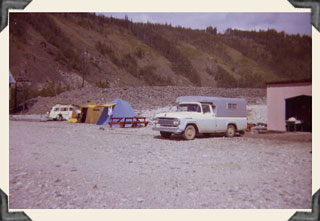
[{"left": 153, "top": 96, "right": 247, "bottom": 140}]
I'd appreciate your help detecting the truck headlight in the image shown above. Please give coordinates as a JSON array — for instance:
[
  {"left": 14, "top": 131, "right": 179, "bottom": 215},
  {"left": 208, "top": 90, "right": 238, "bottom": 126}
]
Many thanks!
[
  {"left": 153, "top": 118, "right": 159, "bottom": 124},
  {"left": 173, "top": 119, "right": 180, "bottom": 126}
]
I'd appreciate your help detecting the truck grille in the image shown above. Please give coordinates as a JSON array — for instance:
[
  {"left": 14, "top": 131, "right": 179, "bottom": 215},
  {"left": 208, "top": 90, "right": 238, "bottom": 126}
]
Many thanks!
[{"left": 158, "top": 118, "right": 175, "bottom": 126}]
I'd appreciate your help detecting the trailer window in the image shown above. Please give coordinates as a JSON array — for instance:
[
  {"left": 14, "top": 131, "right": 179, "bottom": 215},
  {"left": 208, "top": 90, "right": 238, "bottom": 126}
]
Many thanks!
[{"left": 228, "top": 103, "right": 237, "bottom": 109}]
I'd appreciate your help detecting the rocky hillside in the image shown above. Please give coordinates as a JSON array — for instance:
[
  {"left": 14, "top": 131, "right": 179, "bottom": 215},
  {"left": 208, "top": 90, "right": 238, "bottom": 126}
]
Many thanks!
[
  {"left": 10, "top": 13, "right": 311, "bottom": 94},
  {"left": 24, "top": 86, "right": 266, "bottom": 115}
]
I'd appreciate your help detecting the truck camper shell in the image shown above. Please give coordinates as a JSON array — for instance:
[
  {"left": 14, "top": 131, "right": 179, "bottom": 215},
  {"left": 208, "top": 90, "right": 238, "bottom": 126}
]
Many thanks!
[{"left": 176, "top": 96, "right": 247, "bottom": 118}]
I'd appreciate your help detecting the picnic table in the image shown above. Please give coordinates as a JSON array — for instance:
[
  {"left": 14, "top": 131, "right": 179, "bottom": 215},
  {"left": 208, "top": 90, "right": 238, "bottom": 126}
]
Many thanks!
[
  {"left": 286, "top": 120, "right": 303, "bottom": 132},
  {"left": 108, "top": 117, "right": 149, "bottom": 128}
]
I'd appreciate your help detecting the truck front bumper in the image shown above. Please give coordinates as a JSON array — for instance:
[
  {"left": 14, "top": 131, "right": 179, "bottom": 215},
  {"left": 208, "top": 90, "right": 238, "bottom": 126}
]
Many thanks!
[{"left": 152, "top": 125, "right": 184, "bottom": 134}]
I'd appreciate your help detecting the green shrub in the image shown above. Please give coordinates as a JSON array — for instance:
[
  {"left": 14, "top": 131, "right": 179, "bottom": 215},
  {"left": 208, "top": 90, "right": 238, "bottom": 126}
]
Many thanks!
[
  {"left": 135, "top": 48, "right": 145, "bottom": 59},
  {"left": 238, "top": 73, "right": 265, "bottom": 88},
  {"left": 121, "top": 53, "right": 139, "bottom": 76},
  {"left": 95, "top": 41, "right": 113, "bottom": 55},
  {"left": 95, "top": 80, "right": 110, "bottom": 88},
  {"left": 36, "top": 81, "right": 64, "bottom": 97},
  {"left": 95, "top": 41, "right": 121, "bottom": 66},
  {"left": 139, "top": 65, "right": 172, "bottom": 86},
  {"left": 207, "top": 66, "right": 237, "bottom": 88}
]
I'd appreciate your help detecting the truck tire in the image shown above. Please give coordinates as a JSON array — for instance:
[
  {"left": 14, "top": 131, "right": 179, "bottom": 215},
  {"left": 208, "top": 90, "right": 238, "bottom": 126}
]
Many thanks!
[
  {"left": 183, "top": 125, "right": 196, "bottom": 140},
  {"left": 225, "top": 124, "right": 236, "bottom": 137},
  {"left": 57, "top": 115, "right": 63, "bottom": 121},
  {"left": 160, "top": 131, "right": 172, "bottom": 139}
]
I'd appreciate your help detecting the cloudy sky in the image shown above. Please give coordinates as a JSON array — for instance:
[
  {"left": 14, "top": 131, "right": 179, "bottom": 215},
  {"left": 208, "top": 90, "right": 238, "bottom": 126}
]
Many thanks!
[{"left": 100, "top": 13, "right": 312, "bottom": 36}]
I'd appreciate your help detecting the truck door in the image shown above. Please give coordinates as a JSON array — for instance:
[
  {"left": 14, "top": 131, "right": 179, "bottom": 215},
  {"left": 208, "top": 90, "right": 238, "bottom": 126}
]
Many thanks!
[{"left": 199, "top": 104, "right": 216, "bottom": 132}]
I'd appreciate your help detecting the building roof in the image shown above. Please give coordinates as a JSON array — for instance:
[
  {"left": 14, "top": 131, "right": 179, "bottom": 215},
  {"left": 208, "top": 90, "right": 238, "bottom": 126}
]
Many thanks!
[
  {"left": 176, "top": 96, "right": 247, "bottom": 104},
  {"left": 266, "top": 79, "right": 311, "bottom": 86}
]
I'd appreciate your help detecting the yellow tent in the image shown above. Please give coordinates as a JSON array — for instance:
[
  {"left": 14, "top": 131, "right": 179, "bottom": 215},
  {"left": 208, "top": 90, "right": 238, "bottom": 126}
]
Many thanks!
[{"left": 80, "top": 101, "right": 115, "bottom": 124}]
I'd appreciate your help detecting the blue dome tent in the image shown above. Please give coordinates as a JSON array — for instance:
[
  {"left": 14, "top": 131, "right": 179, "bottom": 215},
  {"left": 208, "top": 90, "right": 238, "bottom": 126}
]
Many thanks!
[{"left": 96, "top": 98, "right": 136, "bottom": 126}]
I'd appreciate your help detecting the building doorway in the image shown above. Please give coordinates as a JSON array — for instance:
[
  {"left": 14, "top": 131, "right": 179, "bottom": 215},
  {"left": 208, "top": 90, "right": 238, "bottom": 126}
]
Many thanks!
[{"left": 285, "top": 95, "right": 312, "bottom": 132}]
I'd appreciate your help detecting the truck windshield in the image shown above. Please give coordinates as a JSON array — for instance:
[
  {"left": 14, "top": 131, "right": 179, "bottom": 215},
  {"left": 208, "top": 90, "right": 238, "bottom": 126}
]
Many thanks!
[{"left": 177, "top": 104, "right": 201, "bottom": 112}]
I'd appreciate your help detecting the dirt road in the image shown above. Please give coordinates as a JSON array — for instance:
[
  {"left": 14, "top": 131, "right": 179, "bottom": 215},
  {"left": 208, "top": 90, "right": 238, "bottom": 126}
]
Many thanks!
[{"left": 9, "top": 120, "right": 312, "bottom": 209}]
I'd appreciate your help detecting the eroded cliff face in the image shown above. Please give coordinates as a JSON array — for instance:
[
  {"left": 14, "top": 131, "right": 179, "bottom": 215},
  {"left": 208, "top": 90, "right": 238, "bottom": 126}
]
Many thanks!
[{"left": 9, "top": 13, "right": 311, "bottom": 94}]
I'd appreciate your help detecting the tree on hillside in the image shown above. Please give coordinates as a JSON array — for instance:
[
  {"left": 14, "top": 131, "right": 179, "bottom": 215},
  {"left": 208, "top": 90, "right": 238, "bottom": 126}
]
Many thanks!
[{"left": 206, "top": 26, "right": 217, "bottom": 35}]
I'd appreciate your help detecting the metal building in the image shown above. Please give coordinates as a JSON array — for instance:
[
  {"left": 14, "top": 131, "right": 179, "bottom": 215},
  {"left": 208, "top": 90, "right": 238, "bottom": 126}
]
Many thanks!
[{"left": 267, "top": 81, "right": 312, "bottom": 132}]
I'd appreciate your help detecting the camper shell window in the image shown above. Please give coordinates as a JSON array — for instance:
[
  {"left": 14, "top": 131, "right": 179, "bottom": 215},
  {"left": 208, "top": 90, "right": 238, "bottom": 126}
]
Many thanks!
[
  {"left": 54, "top": 107, "right": 60, "bottom": 111},
  {"left": 227, "top": 103, "right": 237, "bottom": 109}
]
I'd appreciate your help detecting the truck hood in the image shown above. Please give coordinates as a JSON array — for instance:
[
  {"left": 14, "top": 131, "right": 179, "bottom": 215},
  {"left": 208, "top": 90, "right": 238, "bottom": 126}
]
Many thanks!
[{"left": 155, "top": 112, "right": 200, "bottom": 119}]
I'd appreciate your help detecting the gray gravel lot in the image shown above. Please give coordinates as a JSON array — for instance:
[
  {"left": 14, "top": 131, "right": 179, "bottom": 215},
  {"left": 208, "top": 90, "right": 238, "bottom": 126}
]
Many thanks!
[{"left": 9, "top": 120, "right": 312, "bottom": 209}]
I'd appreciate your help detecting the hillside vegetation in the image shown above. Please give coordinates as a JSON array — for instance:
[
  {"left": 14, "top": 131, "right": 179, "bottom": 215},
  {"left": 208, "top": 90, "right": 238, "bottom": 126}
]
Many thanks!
[{"left": 9, "top": 13, "right": 311, "bottom": 98}]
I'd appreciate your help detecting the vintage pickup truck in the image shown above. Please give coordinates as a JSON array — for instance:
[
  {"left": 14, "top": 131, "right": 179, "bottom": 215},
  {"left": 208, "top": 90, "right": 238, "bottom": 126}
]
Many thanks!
[{"left": 153, "top": 96, "right": 247, "bottom": 140}]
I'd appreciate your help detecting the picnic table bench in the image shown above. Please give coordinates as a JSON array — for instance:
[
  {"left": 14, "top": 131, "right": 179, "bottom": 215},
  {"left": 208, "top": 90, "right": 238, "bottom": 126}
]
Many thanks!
[{"left": 108, "top": 117, "right": 149, "bottom": 128}]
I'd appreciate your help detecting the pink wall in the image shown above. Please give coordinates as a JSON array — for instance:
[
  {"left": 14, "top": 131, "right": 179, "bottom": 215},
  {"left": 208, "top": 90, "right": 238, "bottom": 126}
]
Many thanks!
[{"left": 267, "top": 82, "right": 312, "bottom": 131}]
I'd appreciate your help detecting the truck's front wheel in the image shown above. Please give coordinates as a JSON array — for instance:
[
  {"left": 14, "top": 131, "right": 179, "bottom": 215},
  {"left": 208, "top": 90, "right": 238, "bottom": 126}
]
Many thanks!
[
  {"left": 183, "top": 125, "right": 196, "bottom": 140},
  {"left": 160, "top": 131, "right": 172, "bottom": 139}
]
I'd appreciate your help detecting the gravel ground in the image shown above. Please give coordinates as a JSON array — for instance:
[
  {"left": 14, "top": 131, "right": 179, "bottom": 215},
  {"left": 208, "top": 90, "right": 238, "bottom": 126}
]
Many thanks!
[{"left": 9, "top": 120, "right": 312, "bottom": 209}]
